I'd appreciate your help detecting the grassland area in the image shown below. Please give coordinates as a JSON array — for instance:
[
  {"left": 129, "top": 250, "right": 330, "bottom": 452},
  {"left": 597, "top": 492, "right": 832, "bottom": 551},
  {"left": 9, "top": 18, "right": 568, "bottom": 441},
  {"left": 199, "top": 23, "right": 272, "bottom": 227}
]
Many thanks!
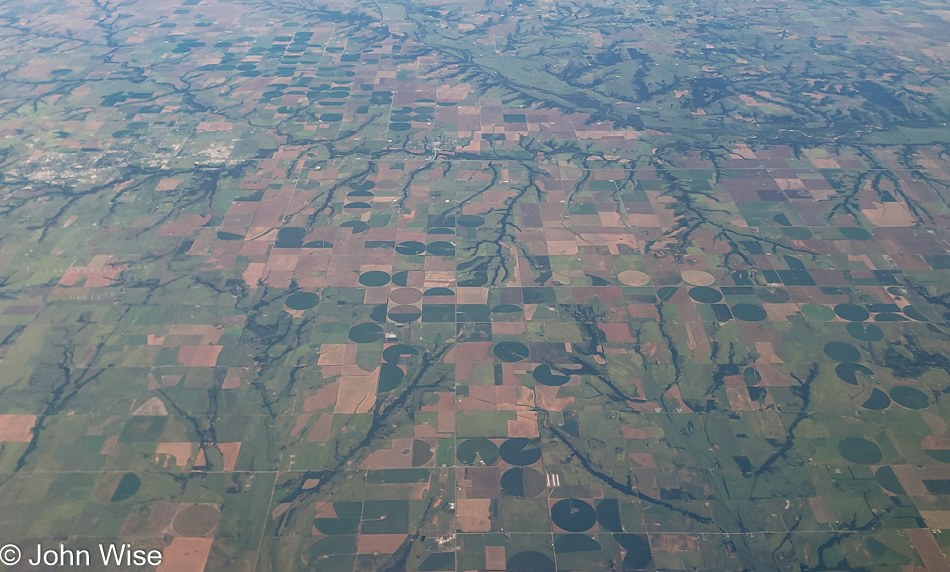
[{"left": 1, "top": 0, "right": 950, "bottom": 570}]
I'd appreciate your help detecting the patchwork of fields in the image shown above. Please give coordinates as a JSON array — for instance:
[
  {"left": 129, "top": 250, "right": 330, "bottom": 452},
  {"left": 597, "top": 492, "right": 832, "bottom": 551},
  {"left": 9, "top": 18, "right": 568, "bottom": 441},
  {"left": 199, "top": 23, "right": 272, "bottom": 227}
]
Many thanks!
[{"left": 1, "top": 0, "right": 950, "bottom": 569}]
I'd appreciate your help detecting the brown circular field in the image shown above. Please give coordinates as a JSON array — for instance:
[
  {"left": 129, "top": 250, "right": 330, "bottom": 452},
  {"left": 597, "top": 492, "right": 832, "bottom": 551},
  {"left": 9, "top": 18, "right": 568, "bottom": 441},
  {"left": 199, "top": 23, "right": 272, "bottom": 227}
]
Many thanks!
[
  {"left": 682, "top": 270, "right": 715, "bottom": 286},
  {"left": 390, "top": 288, "right": 423, "bottom": 304},
  {"left": 617, "top": 270, "right": 650, "bottom": 286},
  {"left": 172, "top": 504, "right": 219, "bottom": 537},
  {"left": 652, "top": 270, "right": 682, "bottom": 286},
  {"left": 388, "top": 305, "right": 422, "bottom": 323}
]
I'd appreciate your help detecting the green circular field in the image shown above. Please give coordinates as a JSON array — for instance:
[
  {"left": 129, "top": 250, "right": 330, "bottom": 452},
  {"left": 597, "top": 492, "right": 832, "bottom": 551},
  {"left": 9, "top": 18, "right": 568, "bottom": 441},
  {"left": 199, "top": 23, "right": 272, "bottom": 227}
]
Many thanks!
[
  {"left": 426, "top": 241, "right": 455, "bottom": 257},
  {"left": 615, "top": 534, "right": 652, "bottom": 570},
  {"left": 339, "top": 220, "right": 369, "bottom": 233},
  {"left": 382, "top": 344, "right": 418, "bottom": 364},
  {"left": 278, "top": 227, "right": 306, "bottom": 242},
  {"left": 861, "top": 388, "right": 891, "bottom": 410},
  {"left": 846, "top": 322, "right": 884, "bottom": 342},
  {"left": 499, "top": 438, "right": 542, "bottom": 466},
  {"left": 834, "top": 303, "right": 870, "bottom": 322},
  {"left": 554, "top": 534, "right": 600, "bottom": 554},
  {"left": 688, "top": 286, "right": 722, "bottom": 304},
  {"left": 874, "top": 312, "right": 907, "bottom": 322},
  {"left": 506, "top": 552, "right": 555, "bottom": 572},
  {"left": 890, "top": 386, "right": 929, "bottom": 409},
  {"left": 359, "top": 271, "right": 390, "bottom": 287},
  {"left": 424, "top": 287, "right": 454, "bottom": 297},
  {"left": 756, "top": 288, "right": 791, "bottom": 303},
  {"left": 456, "top": 438, "right": 498, "bottom": 465},
  {"left": 902, "top": 306, "right": 928, "bottom": 321},
  {"left": 457, "top": 214, "right": 485, "bottom": 227},
  {"left": 596, "top": 499, "right": 622, "bottom": 532},
  {"left": 731, "top": 303, "right": 767, "bottom": 322},
  {"left": 286, "top": 292, "right": 320, "bottom": 310},
  {"left": 824, "top": 341, "right": 861, "bottom": 362},
  {"left": 395, "top": 241, "right": 425, "bottom": 255},
  {"left": 835, "top": 363, "right": 873, "bottom": 385},
  {"left": 532, "top": 365, "right": 570, "bottom": 386},
  {"left": 802, "top": 304, "right": 835, "bottom": 321},
  {"left": 346, "top": 190, "right": 373, "bottom": 198},
  {"left": 551, "top": 499, "right": 596, "bottom": 532},
  {"left": 110, "top": 473, "right": 141, "bottom": 502},
  {"left": 348, "top": 180, "right": 376, "bottom": 191},
  {"left": 925, "top": 450, "right": 950, "bottom": 463},
  {"left": 500, "top": 467, "right": 545, "bottom": 497},
  {"left": 875, "top": 466, "right": 905, "bottom": 495},
  {"left": 493, "top": 341, "right": 530, "bottom": 362},
  {"left": 838, "top": 437, "right": 883, "bottom": 464},
  {"left": 377, "top": 363, "right": 404, "bottom": 392},
  {"left": 348, "top": 323, "right": 384, "bottom": 343}
]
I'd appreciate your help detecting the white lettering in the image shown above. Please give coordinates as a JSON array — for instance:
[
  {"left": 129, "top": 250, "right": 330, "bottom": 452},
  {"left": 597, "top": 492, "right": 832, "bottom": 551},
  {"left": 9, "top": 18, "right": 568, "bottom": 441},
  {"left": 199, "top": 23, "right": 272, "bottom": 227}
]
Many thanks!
[
  {"left": 28, "top": 544, "right": 90, "bottom": 566},
  {"left": 99, "top": 543, "right": 127, "bottom": 566}
]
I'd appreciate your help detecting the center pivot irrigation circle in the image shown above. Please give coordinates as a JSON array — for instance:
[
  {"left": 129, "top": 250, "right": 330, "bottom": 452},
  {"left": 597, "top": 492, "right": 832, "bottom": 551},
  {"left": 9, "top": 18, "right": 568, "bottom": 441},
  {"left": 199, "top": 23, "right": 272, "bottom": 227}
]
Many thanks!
[
  {"left": 550, "top": 498, "right": 596, "bottom": 532},
  {"left": 493, "top": 341, "right": 529, "bottom": 362},
  {"left": 838, "top": 437, "right": 883, "bottom": 464}
]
